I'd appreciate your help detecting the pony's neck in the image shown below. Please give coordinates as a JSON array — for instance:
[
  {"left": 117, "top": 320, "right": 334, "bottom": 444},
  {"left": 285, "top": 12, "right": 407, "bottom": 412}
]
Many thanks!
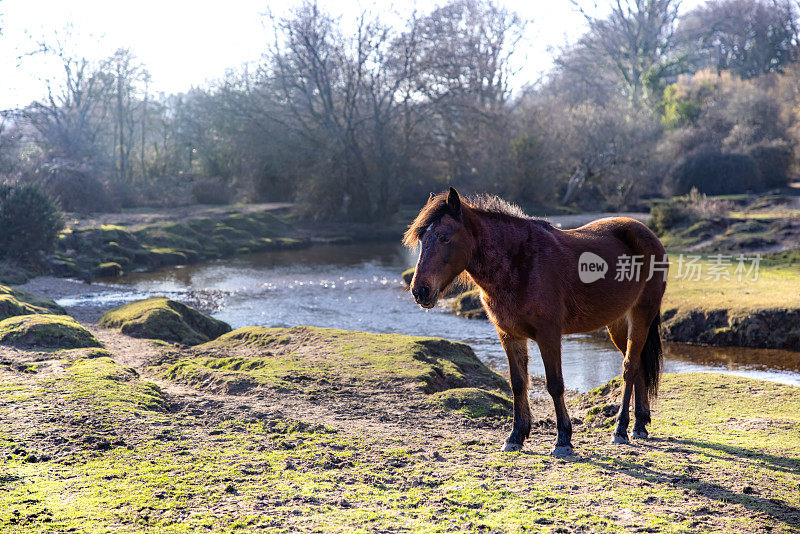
[{"left": 463, "top": 208, "right": 535, "bottom": 293}]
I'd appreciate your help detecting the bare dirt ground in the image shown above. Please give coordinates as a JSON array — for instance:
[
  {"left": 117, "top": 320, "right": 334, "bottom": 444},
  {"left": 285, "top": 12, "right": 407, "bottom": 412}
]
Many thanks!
[{"left": 89, "top": 325, "right": 534, "bottom": 448}]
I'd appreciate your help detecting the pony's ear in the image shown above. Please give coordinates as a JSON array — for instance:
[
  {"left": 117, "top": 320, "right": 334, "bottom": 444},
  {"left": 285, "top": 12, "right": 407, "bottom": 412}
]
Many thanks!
[{"left": 447, "top": 187, "right": 461, "bottom": 218}]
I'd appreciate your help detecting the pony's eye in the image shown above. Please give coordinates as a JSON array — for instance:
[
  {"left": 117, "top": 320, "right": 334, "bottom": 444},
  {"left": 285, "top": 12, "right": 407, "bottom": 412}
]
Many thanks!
[{"left": 439, "top": 235, "right": 450, "bottom": 244}]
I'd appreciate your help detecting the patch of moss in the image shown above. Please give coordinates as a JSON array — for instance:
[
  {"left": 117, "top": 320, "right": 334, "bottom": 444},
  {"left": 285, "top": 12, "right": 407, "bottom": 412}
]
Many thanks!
[
  {"left": 0, "top": 285, "right": 66, "bottom": 321},
  {"left": 62, "top": 356, "right": 168, "bottom": 413},
  {"left": 429, "top": 387, "right": 512, "bottom": 419},
  {"left": 168, "top": 326, "right": 509, "bottom": 394},
  {"left": 54, "top": 347, "right": 114, "bottom": 361},
  {"left": 449, "top": 289, "right": 486, "bottom": 320},
  {"left": 134, "top": 223, "right": 203, "bottom": 251},
  {"left": 222, "top": 213, "right": 278, "bottom": 236},
  {"left": 95, "top": 262, "right": 123, "bottom": 278},
  {"left": 213, "top": 224, "right": 252, "bottom": 242},
  {"left": 99, "top": 297, "right": 231, "bottom": 346},
  {"left": 0, "top": 314, "right": 102, "bottom": 349},
  {"left": 52, "top": 209, "right": 305, "bottom": 280}
]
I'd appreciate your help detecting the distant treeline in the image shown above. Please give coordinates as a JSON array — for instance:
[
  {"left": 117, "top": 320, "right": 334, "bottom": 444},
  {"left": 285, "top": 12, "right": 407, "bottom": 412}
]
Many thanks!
[{"left": 1, "top": 0, "right": 799, "bottom": 221}]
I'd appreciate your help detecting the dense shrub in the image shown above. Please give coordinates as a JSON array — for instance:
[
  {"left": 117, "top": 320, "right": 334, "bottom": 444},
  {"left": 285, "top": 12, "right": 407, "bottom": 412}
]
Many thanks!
[
  {"left": 38, "top": 164, "right": 118, "bottom": 213},
  {"left": 746, "top": 141, "right": 794, "bottom": 189},
  {"left": 0, "top": 183, "right": 64, "bottom": 261},
  {"left": 105, "top": 180, "right": 143, "bottom": 209},
  {"left": 191, "top": 177, "right": 233, "bottom": 205},
  {"left": 648, "top": 202, "right": 687, "bottom": 235},
  {"left": 137, "top": 175, "right": 196, "bottom": 208},
  {"left": 666, "top": 148, "right": 762, "bottom": 195},
  {"left": 648, "top": 188, "right": 733, "bottom": 234}
]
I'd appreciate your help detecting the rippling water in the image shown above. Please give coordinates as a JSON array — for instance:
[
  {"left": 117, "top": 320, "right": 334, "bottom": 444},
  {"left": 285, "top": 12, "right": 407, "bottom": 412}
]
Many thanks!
[{"left": 66, "top": 242, "right": 800, "bottom": 391}]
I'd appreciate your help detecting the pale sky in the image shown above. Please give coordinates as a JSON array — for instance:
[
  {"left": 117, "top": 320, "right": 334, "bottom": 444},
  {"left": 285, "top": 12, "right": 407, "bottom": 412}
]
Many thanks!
[{"left": 0, "top": 0, "right": 688, "bottom": 111}]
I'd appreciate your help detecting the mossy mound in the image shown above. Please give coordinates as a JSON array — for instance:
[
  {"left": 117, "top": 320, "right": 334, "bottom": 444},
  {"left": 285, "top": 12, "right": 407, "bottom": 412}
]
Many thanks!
[
  {"left": 65, "top": 356, "right": 168, "bottom": 413},
  {"left": 0, "top": 314, "right": 102, "bottom": 349},
  {"left": 0, "top": 285, "right": 66, "bottom": 321},
  {"left": 95, "top": 262, "right": 123, "bottom": 278},
  {"left": 164, "top": 326, "right": 509, "bottom": 395},
  {"left": 99, "top": 297, "right": 231, "bottom": 346},
  {"left": 428, "top": 387, "right": 512, "bottom": 419},
  {"left": 449, "top": 289, "right": 486, "bottom": 320},
  {"left": 401, "top": 267, "right": 415, "bottom": 286}
]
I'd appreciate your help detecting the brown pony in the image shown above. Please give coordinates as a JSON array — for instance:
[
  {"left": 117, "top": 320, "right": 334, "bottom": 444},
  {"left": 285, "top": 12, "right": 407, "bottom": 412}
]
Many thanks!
[{"left": 404, "top": 188, "right": 667, "bottom": 456}]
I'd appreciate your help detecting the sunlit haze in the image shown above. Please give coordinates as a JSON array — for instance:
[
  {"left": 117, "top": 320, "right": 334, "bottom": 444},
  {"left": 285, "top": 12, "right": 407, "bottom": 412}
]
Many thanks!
[{"left": 0, "top": 0, "right": 598, "bottom": 110}]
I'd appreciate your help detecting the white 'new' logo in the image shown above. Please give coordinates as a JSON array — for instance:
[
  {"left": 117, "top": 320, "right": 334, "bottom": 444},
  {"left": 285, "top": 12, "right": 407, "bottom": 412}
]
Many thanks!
[{"left": 578, "top": 252, "right": 608, "bottom": 283}]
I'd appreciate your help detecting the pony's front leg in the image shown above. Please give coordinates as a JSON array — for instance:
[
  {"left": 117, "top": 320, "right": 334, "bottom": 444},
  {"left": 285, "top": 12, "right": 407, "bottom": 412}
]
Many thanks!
[
  {"left": 498, "top": 332, "right": 531, "bottom": 452},
  {"left": 537, "top": 328, "right": 573, "bottom": 457}
]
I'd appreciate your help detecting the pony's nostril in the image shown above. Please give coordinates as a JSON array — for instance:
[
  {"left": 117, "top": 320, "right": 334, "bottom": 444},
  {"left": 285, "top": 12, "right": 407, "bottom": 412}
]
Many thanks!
[{"left": 417, "top": 286, "right": 430, "bottom": 301}]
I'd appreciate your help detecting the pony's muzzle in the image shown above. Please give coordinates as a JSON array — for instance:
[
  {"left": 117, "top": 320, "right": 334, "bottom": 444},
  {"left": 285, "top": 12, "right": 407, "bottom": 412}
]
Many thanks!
[{"left": 411, "top": 285, "right": 438, "bottom": 308}]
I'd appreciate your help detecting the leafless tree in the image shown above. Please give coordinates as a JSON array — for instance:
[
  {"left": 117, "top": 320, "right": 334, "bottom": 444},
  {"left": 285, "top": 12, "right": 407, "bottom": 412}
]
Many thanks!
[
  {"left": 22, "top": 37, "right": 113, "bottom": 163},
  {"left": 677, "top": 0, "right": 800, "bottom": 78},
  {"left": 107, "top": 48, "right": 148, "bottom": 182},
  {"left": 571, "top": 0, "right": 681, "bottom": 104},
  {"left": 410, "top": 0, "right": 525, "bottom": 189}
]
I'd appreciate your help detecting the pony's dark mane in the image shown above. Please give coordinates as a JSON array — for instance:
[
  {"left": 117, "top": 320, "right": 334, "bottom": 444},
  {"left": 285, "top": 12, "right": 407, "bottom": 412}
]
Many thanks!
[{"left": 403, "top": 191, "right": 550, "bottom": 249}]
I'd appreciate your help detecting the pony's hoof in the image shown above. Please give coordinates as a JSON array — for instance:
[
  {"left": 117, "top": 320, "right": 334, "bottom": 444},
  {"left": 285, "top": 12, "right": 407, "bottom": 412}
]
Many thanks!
[
  {"left": 550, "top": 445, "right": 574, "bottom": 457},
  {"left": 611, "top": 433, "right": 629, "bottom": 444},
  {"left": 501, "top": 442, "right": 523, "bottom": 452},
  {"left": 631, "top": 430, "right": 649, "bottom": 440}
]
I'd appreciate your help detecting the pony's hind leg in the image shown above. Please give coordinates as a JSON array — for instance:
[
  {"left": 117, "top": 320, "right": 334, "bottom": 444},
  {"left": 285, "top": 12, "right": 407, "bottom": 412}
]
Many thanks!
[
  {"left": 632, "top": 374, "right": 651, "bottom": 439},
  {"left": 608, "top": 312, "right": 659, "bottom": 443},
  {"left": 607, "top": 318, "right": 632, "bottom": 443},
  {"left": 498, "top": 332, "right": 531, "bottom": 452},
  {"left": 611, "top": 315, "right": 649, "bottom": 444}
]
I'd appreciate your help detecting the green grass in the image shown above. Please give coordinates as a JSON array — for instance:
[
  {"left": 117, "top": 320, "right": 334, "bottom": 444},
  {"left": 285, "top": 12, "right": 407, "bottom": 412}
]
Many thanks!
[
  {"left": 663, "top": 258, "right": 800, "bottom": 314},
  {"left": 61, "top": 356, "right": 168, "bottom": 413},
  {"left": 2, "top": 356, "right": 799, "bottom": 532}
]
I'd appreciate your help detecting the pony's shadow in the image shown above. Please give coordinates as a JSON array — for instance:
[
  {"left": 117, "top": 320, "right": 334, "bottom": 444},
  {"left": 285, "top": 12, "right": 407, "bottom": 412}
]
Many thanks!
[{"left": 571, "top": 436, "right": 800, "bottom": 529}]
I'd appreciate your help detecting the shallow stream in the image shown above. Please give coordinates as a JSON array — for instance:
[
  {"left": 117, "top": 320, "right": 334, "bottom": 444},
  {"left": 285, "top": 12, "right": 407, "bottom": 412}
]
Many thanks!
[{"left": 61, "top": 242, "right": 800, "bottom": 392}]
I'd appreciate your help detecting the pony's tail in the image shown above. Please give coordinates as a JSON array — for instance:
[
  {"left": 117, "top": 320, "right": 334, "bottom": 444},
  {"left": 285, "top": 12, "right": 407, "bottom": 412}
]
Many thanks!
[{"left": 641, "top": 313, "right": 663, "bottom": 398}]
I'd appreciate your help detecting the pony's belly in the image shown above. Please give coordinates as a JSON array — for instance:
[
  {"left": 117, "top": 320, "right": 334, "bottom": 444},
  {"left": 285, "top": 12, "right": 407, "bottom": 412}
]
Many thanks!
[{"left": 561, "top": 294, "right": 639, "bottom": 334}]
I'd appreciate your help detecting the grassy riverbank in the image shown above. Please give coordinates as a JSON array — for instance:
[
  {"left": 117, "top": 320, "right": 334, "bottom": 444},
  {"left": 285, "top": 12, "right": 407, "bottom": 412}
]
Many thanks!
[
  {"left": 1, "top": 304, "right": 798, "bottom": 532},
  {"left": 50, "top": 210, "right": 308, "bottom": 282},
  {"left": 659, "top": 258, "right": 800, "bottom": 349},
  {"left": 0, "top": 202, "right": 409, "bottom": 286}
]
